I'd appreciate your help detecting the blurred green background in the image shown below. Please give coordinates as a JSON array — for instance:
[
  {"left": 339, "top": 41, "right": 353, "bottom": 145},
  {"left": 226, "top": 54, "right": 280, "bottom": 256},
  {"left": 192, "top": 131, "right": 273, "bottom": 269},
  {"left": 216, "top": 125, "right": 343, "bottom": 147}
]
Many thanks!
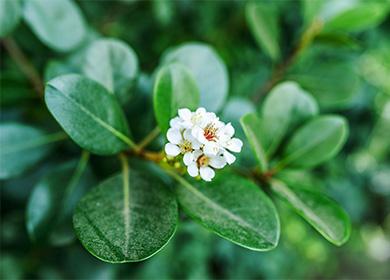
[{"left": 1, "top": 0, "right": 390, "bottom": 279}]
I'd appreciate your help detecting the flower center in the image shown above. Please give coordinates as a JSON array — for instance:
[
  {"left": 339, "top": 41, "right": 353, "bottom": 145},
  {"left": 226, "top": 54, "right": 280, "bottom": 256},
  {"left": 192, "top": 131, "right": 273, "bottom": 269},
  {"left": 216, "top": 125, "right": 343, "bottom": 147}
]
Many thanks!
[
  {"left": 204, "top": 123, "right": 217, "bottom": 141},
  {"left": 179, "top": 140, "right": 193, "bottom": 153},
  {"left": 197, "top": 154, "right": 210, "bottom": 167}
]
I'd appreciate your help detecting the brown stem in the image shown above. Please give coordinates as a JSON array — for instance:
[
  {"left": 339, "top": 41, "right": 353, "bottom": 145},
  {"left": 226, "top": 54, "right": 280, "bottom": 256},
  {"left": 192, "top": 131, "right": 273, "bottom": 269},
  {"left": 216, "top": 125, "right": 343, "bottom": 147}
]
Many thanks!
[
  {"left": 2, "top": 38, "right": 44, "bottom": 97},
  {"left": 252, "top": 19, "right": 323, "bottom": 104}
]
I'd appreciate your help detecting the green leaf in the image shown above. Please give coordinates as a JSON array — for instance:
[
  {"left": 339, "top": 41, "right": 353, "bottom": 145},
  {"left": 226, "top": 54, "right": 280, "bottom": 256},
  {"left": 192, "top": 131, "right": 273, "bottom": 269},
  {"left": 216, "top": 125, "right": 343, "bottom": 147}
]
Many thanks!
[
  {"left": 246, "top": 2, "right": 280, "bottom": 61},
  {"left": 45, "top": 74, "right": 133, "bottom": 155},
  {"left": 83, "top": 39, "right": 139, "bottom": 103},
  {"left": 23, "top": 0, "right": 87, "bottom": 52},
  {"left": 26, "top": 153, "right": 94, "bottom": 246},
  {"left": 153, "top": 63, "right": 200, "bottom": 134},
  {"left": 169, "top": 170, "right": 280, "bottom": 251},
  {"left": 271, "top": 179, "right": 351, "bottom": 245},
  {"left": 161, "top": 42, "right": 228, "bottom": 112},
  {"left": 0, "top": 0, "right": 21, "bottom": 37},
  {"left": 73, "top": 170, "right": 178, "bottom": 263},
  {"left": 280, "top": 115, "right": 348, "bottom": 169},
  {"left": 0, "top": 123, "right": 65, "bottom": 179},
  {"left": 261, "top": 81, "right": 319, "bottom": 156},
  {"left": 240, "top": 114, "right": 268, "bottom": 172}
]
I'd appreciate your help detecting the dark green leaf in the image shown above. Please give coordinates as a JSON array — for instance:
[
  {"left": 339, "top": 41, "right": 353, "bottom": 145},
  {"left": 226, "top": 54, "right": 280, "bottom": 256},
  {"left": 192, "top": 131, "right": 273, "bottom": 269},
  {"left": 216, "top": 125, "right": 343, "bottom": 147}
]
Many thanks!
[
  {"left": 23, "top": 0, "right": 87, "bottom": 52},
  {"left": 281, "top": 115, "right": 348, "bottom": 169},
  {"left": 0, "top": 123, "right": 65, "bottom": 179},
  {"left": 153, "top": 63, "right": 200, "bottom": 134},
  {"left": 246, "top": 2, "right": 280, "bottom": 61},
  {"left": 170, "top": 170, "right": 280, "bottom": 251},
  {"left": 162, "top": 42, "right": 228, "bottom": 112},
  {"left": 83, "top": 38, "right": 139, "bottom": 103},
  {"left": 45, "top": 74, "right": 133, "bottom": 155},
  {"left": 73, "top": 170, "right": 178, "bottom": 263},
  {"left": 26, "top": 153, "right": 94, "bottom": 246},
  {"left": 271, "top": 179, "right": 351, "bottom": 245},
  {"left": 240, "top": 113, "right": 268, "bottom": 172},
  {"left": 261, "top": 81, "right": 318, "bottom": 155},
  {"left": 0, "top": 0, "right": 21, "bottom": 37}
]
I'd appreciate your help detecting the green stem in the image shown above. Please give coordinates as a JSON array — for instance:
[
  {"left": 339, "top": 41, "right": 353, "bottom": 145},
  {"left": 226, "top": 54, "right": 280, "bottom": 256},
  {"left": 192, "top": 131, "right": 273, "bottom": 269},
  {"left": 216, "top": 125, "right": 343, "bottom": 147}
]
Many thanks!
[
  {"left": 135, "top": 127, "right": 161, "bottom": 153},
  {"left": 64, "top": 150, "right": 90, "bottom": 198},
  {"left": 119, "top": 153, "right": 130, "bottom": 249}
]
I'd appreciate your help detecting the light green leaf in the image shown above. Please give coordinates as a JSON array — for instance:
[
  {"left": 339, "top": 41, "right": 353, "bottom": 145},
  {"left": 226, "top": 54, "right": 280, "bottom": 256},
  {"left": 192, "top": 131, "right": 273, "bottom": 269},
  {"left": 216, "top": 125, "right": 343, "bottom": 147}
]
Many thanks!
[
  {"left": 0, "top": 123, "right": 66, "bottom": 179},
  {"left": 26, "top": 153, "right": 94, "bottom": 246},
  {"left": 169, "top": 170, "right": 280, "bottom": 251},
  {"left": 271, "top": 179, "right": 351, "bottom": 245},
  {"left": 161, "top": 42, "right": 228, "bottom": 112},
  {"left": 280, "top": 115, "right": 348, "bottom": 169},
  {"left": 261, "top": 81, "right": 319, "bottom": 156},
  {"left": 0, "top": 0, "right": 21, "bottom": 37},
  {"left": 45, "top": 74, "right": 133, "bottom": 155},
  {"left": 246, "top": 2, "right": 280, "bottom": 61},
  {"left": 240, "top": 113, "right": 268, "bottom": 172},
  {"left": 153, "top": 63, "right": 200, "bottom": 134},
  {"left": 83, "top": 38, "right": 139, "bottom": 103},
  {"left": 23, "top": 0, "right": 87, "bottom": 52},
  {"left": 73, "top": 170, "right": 178, "bottom": 263}
]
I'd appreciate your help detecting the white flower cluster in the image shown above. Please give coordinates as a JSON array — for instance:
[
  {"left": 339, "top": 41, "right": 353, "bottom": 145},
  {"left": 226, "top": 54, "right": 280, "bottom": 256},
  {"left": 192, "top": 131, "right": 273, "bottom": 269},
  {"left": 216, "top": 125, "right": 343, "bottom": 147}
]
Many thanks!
[{"left": 164, "top": 108, "right": 243, "bottom": 181}]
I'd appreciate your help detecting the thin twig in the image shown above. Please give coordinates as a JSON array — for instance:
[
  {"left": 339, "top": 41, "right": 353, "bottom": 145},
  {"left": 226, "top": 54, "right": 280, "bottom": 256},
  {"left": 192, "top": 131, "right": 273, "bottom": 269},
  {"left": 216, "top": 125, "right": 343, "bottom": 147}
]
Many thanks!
[
  {"left": 2, "top": 37, "right": 44, "bottom": 97},
  {"left": 135, "top": 126, "right": 161, "bottom": 153}
]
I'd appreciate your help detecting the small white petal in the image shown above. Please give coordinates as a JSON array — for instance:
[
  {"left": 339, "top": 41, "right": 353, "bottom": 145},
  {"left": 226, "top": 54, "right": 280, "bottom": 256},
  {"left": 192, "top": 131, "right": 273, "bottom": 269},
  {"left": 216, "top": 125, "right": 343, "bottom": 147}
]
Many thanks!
[
  {"left": 195, "top": 107, "right": 206, "bottom": 114},
  {"left": 167, "top": 128, "right": 182, "bottom": 144},
  {"left": 192, "top": 149, "right": 203, "bottom": 160},
  {"left": 223, "top": 150, "right": 236, "bottom": 164},
  {"left": 209, "top": 155, "right": 227, "bottom": 169},
  {"left": 223, "top": 123, "right": 235, "bottom": 137},
  {"left": 200, "top": 167, "right": 215, "bottom": 181},
  {"left": 178, "top": 108, "right": 192, "bottom": 121},
  {"left": 203, "top": 142, "right": 220, "bottom": 156},
  {"left": 183, "top": 152, "right": 194, "bottom": 166},
  {"left": 165, "top": 143, "right": 180, "bottom": 156},
  {"left": 192, "top": 126, "right": 208, "bottom": 144},
  {"left": 169, "top": 117, "right": 182, "bottom": 129},
  {"left": 187, "top": 163, "right": 199, "bottom": 177},
  {"left": 226, "top": 138, "right": 243, "bottom": 153}
]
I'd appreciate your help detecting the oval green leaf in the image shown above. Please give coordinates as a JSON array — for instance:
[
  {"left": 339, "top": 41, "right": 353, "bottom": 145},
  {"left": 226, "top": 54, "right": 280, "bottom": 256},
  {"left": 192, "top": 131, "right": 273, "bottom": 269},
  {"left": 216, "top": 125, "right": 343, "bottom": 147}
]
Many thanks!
[
  {"left": 26, "top": 154, "right": 94, "bottom": 246},
  {"left": 45, "top": 74, "right": 133, "bottom": 155},
  {"left": 281, "top": 115, "right": 348, "bottom": 169},
  {"left": 261, "top": 81, "right": 319, "bottom": 156},
  {"left": 170, "top": 170, "right": 280, "bottom": 251},
  {"left": 153, "top": 63, "right": 200, "bottom": 134},
  {"left": 0, "top": 123, "right": 65, "bottom": 179},
  {"left": 73, "top": 170, "right": 178, "bottom": 263},
  {"left": 246, "top": 2, "right": 280, "bottom": 61},
  {"left": 83, "top": 38, "right": 139, "bottom": 103},
  {"left": 0, "top": 0, "right": 21, "bottom": 37},
  {"left": 23, "top": 0, "right": 87, "bottom": 52},
  {"left": 271, "top": 179, "right": 351, "bottom": 245},
  {"left": 161, "top": 42, "right": 228, "bottom": 112}
]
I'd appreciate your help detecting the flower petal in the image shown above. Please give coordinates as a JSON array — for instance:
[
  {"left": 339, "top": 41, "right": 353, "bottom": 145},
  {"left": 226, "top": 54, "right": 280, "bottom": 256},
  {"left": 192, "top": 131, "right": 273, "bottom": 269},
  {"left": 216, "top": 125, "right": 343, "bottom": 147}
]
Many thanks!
[
  {"left": 209, "top": 155, "right": 227, "bottom": 169},
  {"left": 187, "top": 163, "right": 199, "bottom": 177},
  {"left": 203, "top": 142, "right": 220, "bottom": 156},
  {"left": 191, "top": 126, "right": 208, "bottom": 144},
  {"left": 169, "top": 117, "right": 182, "bottom": 129},
  {"left": 167, "top": 128, "right": 182, "bottom": 144},
  {"left": 226, "top": 138, "right": 243, "bottom": 153},
  {"left": 165, "top": 143, "right": 180, "bottom": 156},
  {"left": 223, "top": 123, "right": 235, "bottom": 137},
  {"left": 223, "top": 150, "right": 236, "bottom": 164},
  {"left": 183, "top": 152, "right": 194, "bottom": 166},
  {"left": 178, "top": 108, "right": 192, "bottom": 121},
  {"left": 200, "top": 166, "right": 215, "bottom": 182}
]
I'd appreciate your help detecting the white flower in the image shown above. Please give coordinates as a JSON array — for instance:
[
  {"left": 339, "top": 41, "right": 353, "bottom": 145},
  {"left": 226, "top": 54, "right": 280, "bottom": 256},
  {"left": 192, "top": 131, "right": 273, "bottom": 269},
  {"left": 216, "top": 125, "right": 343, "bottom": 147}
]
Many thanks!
[
  {"left": 164, "top": 107, "right": 243, "bottom": 182},
  {"left": 185, "top": 150, "right": 227, "bottom": 181}
]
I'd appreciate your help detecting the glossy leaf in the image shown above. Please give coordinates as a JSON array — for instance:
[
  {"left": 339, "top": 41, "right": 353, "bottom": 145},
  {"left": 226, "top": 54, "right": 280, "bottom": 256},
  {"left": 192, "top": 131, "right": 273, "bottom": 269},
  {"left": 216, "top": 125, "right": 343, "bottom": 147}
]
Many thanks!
[
  {"left": 153, "top": 63, "right": 200, "bottom": 133},
  {"left": 26, "top": 154, "right": 94, "bottom": 246},
  {"left": 45, "top": 74, "right": 133, "bottom": 155},
  {"left": 240, "top": 113, "right": 268, "bottom": 172},
  {"left": 23, "top": 0, "right": 87, "bottom": 52},
  {"left": 73, "top": 171, "right": 178, "bottom": 263},
  {"left": 171, "top": 170, "right": 280, "bottom": 251},
  {"left": 271, "top": 179, "right": 351, "bottom": 245},
  {"left": 261, "top": 81, "right": 318, "bottom": 156},
  {"left": 246, "top": 2, "right": 280, "bottom": 61},
  {"left": 281, "top": 115, "right": 348, "bottom": 169},
  {"left": 83, "top": 38, "right": 139, "bottom": 103},
  {"left": 161, "top": 42, "right": 228, "bottom": 112},
  {"left": 0, "top": 123, "right": 65, "bottom": 179},
  {"left": 0, "top": 0, "right": 21, "bottom": 37}
]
